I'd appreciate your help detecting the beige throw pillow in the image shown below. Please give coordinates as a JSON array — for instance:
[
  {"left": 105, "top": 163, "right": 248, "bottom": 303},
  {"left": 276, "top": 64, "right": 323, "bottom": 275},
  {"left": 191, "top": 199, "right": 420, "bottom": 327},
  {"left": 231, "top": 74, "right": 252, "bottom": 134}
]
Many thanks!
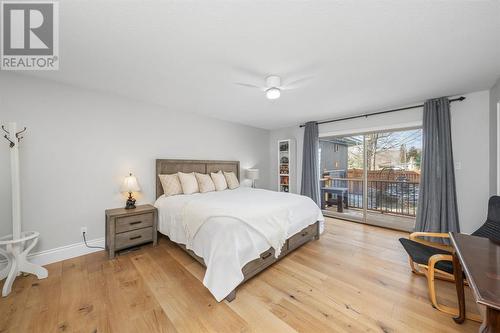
[
  {"left": 195, "top": 173, "right": 215, "bottom": 193},
  {"left": 158, "top": 174, "right": 183, "bottom": 197},
  {"left": 178, "top": 172, "right": 199, "bottom": 194},
  {"left": 224, "top": 171, "right": 240, "bottom": 190},
  {"left": 211, "top": 171, "right": 228, "bottom": 191}
]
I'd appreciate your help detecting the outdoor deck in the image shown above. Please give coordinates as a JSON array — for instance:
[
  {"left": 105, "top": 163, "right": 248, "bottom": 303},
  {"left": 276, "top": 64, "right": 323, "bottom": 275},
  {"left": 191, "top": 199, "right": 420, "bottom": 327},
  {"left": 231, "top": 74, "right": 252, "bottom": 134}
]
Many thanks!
[
  {"left": 321, "top": 177, "right": 418, "bottom": 232},
  {"left": 323, "top": 207, "right": 416, "bottom": 232}
]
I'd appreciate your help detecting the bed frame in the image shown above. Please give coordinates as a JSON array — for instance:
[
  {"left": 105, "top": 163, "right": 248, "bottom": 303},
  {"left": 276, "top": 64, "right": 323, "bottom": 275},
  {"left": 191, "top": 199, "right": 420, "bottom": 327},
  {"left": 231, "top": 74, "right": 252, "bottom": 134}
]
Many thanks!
[{"left": 155, "top": 159, "right": 320, "bottom": 302}]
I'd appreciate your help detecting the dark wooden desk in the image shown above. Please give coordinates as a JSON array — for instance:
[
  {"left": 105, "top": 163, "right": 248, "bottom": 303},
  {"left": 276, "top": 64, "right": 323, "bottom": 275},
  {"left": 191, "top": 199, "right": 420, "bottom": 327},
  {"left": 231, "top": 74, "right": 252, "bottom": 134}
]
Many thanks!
[{"left": 450, "top": 232, "right": 500, "bottom": 332}]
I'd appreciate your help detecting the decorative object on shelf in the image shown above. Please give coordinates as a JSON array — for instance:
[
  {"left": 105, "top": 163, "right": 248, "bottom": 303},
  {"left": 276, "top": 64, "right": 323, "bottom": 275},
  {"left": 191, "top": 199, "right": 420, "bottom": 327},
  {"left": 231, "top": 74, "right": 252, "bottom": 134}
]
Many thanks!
[
  {"left": 246, "top": 168, "right": 260, "bottom": 188},
  {"left": 278, "top": 139, "right": 295, "bottom": 193},
  {"left": 0, "top": 122, "right": 48, "bottom": 297},
  {"left": 121, "top": 173, "right": 141, "bottom": 209},
  {"left": 280, "top": 164, "right": 289, "bottom": 174}
]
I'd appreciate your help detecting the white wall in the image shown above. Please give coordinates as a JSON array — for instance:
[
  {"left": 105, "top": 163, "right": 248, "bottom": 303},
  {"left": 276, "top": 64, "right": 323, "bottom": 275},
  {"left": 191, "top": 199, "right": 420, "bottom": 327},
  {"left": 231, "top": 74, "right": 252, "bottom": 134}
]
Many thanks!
[
  {"left": 490, "top": 78, "right": 500, "bottom": 196},
  {"left": 451, "top": 91, "right": 491, "bottom": 233},
  {"left": 0, "top": 73, "right": 270, "bottom": 252},
  {"left": 270, "top": 91, "right": 491, "bottom": 233}
]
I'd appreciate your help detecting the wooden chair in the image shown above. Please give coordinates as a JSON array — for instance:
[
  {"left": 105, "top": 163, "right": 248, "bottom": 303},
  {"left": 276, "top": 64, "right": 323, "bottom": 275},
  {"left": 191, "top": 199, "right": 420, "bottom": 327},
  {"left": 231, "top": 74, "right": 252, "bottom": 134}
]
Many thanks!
[{"left": 399, "top": 196, "right": 500, "bottom": 321}]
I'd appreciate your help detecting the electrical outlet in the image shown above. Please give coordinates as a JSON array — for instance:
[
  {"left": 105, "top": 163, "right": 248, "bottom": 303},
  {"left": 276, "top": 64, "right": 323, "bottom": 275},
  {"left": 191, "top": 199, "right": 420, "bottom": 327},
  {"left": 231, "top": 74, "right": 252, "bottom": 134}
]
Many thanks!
[{"left": 81, "top": 226, "right": 87, "bottom": 234}]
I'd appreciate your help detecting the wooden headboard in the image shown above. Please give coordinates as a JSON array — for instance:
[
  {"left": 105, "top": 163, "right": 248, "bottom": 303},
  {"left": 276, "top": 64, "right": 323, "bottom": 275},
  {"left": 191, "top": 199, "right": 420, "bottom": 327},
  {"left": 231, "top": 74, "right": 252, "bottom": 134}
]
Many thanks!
[{"left": 155, "top": 159, "right": 240, "bottom": 198}]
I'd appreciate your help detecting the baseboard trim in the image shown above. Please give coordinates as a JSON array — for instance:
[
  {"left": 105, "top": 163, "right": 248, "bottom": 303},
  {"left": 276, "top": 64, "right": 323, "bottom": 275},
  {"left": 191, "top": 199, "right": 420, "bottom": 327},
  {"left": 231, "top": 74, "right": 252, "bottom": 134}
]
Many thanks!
[{"left": 28, "top": 237, "right": 105, "bottom": 266}]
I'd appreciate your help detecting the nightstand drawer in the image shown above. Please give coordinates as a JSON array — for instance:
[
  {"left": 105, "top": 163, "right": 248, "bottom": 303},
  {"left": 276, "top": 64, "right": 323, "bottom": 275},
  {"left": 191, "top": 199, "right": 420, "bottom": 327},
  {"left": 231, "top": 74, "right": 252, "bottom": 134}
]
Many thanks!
[
  {"left": 115, "top": 213, "right": 153, "bottom": 233},
  {"left": 115, "top": 227, "right": 153, "bottom": 250}
]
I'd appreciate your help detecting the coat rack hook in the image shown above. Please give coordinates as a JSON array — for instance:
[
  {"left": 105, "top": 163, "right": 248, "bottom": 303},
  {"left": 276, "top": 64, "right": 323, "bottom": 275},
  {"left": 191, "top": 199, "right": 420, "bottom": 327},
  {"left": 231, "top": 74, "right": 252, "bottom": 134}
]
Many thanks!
[
  {"left": 3, "top": 134, "right": 15, "bottom": 148},
  {"left": 15, "top": 127, "right": 27, "bottom": 141},
  {"left": 1, "top": 125, "right": 9, "bottom": 136}
]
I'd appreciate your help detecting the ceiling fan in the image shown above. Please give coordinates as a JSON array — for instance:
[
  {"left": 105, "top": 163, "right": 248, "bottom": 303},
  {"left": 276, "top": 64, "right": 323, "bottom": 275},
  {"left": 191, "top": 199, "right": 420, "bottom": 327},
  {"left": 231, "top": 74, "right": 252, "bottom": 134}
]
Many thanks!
[{"left": 235, "top": 75, "right": 312, "bottom": 100}]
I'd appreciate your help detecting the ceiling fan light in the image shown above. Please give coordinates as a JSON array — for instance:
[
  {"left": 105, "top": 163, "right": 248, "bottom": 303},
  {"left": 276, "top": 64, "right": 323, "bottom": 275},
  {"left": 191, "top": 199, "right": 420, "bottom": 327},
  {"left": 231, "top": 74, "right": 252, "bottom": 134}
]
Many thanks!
[{"left": 266, "top": 88, "right": 281, "bottom": 100}]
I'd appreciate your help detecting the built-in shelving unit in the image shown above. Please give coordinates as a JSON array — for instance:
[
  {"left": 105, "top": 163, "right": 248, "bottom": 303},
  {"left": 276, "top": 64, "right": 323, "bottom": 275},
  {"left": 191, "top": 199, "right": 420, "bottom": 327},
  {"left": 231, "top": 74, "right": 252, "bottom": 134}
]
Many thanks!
[{"left": 278, "top": 139, "right": 295, "bottom": 193}]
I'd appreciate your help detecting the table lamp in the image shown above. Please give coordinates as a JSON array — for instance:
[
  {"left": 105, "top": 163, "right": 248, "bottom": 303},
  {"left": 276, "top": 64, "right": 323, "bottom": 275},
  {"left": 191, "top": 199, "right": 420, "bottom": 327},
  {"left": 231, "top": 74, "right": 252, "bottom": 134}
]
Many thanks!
[
  {"left": 121, "top": 173, "right": 141, "bottom": 209},
  {"left": 246, "top": 169, "right": 259, "bottom": 188}
]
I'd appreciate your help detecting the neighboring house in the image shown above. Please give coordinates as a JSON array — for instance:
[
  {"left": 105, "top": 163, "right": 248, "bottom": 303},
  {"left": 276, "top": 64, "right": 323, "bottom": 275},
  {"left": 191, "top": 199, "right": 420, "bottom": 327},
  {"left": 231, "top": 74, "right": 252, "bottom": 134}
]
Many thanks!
[{"left": 319, "top": 139, "right": 349, "bottom": 174}]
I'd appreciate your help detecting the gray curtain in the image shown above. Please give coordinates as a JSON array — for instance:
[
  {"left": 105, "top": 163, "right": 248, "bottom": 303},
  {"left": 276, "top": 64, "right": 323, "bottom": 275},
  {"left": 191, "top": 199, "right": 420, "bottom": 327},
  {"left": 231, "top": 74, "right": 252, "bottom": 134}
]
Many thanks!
[
  {"left": 415, "top": 97, "right": 460, "bottom": 233},
  {"left": 301, "top": 121, "right": 320, "bottom": 206}
]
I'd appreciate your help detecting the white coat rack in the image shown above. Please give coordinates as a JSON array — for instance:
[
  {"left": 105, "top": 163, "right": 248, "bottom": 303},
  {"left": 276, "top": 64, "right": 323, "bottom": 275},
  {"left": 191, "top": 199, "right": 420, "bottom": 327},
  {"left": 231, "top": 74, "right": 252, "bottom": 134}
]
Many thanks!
[{"left": 1, "top": 122, "right": 47, "bottom": 297}]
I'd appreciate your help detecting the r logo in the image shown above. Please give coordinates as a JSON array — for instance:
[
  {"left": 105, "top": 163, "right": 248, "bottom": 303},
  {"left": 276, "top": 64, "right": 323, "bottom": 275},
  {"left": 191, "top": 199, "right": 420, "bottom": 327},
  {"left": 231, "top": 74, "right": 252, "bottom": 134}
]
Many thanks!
[
  {"left": 1, "top": 1, "right": 58, "bottom": 70},
  {"left": 2, "top": 2, "right": 54, "bottom": 55}
]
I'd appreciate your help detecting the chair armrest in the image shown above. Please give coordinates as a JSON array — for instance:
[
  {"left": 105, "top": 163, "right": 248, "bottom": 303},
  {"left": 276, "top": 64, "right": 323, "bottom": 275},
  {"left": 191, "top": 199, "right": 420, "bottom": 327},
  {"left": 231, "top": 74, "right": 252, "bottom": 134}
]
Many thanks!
[
  {"left": 428, "top": 254, "right": 453, "bottom": 273},
  {"left": 409, "top": 232, "right": 452, "bottom": 252},
  {"left": 409, "top": 232, "right": 450, "bottom": 240}
]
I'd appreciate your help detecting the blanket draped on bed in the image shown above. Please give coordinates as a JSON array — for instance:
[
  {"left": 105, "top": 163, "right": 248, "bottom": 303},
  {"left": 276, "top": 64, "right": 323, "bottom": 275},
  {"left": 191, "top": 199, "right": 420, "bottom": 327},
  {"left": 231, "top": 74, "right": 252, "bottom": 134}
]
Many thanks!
[{"left": 181, "top": 188, "right": 319, "bottom": 257}]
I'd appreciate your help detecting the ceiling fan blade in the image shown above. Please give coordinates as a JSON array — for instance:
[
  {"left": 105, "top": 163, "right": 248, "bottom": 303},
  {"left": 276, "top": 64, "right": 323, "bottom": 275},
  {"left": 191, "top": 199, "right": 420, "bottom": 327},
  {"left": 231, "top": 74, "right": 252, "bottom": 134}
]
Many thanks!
[
  {"left": 281, "top": 76, "right": 314, "bottom": 90},
  {"left": 233, "top": 66, "right": 267, "bottom": 79},
  {"left": 234, "top": 82, "right": 265, "bottom": 90}
]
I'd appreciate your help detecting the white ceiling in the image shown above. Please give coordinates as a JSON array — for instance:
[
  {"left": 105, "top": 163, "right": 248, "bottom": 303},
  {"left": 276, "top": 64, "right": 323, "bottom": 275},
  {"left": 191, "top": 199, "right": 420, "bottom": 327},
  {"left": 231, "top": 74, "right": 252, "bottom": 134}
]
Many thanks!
[{"left": 20, "top": 0, "right": 500, "bottom": 129}]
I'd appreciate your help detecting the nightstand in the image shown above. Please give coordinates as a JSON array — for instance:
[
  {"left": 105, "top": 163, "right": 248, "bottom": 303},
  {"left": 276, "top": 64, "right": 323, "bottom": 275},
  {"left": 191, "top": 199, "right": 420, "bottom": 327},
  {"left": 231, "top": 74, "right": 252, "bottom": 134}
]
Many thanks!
[{"left": 105, "top": 204, "right": 158, "bottom": 259}]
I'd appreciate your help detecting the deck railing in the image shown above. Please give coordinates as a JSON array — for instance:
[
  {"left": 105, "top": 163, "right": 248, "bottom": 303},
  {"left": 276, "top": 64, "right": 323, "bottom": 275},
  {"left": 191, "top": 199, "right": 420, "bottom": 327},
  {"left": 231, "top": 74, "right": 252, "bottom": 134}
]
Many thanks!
[{"left": 327, "top": 178, "right": 420, "bottom": 217}]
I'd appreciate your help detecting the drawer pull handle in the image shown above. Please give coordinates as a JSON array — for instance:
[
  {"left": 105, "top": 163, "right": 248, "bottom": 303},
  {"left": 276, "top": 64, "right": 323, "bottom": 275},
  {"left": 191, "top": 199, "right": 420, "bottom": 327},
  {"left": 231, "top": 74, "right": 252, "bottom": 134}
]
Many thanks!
[
  {"left": 130, "top": 235, "right": 142, "bottom": 240},
  {"left": 129, "top": 221, "right": 142, "bottom": 225},
  {"left": 261, "top": 252, "right": 272, "bottom": 260},
  {"left": 301, "top": 231, "right": 308, "bottom": 237}
]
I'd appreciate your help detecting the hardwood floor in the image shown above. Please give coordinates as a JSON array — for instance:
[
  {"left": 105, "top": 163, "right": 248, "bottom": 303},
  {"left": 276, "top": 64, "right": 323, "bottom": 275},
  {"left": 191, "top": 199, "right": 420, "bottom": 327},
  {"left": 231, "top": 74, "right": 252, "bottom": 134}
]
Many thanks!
[{"left": 0, "top": 218, "right": 481, "bottom": 332}]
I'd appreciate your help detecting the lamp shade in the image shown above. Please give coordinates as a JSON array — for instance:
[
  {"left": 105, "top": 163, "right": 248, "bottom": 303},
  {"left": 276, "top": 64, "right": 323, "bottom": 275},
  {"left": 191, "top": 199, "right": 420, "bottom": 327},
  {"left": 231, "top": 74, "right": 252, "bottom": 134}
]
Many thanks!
[
  {"left": 246, "top": 169, "right": 259, "bottom": 180},
  {"left": 121, "top": 173, "right": 141, "bottom": 192}
]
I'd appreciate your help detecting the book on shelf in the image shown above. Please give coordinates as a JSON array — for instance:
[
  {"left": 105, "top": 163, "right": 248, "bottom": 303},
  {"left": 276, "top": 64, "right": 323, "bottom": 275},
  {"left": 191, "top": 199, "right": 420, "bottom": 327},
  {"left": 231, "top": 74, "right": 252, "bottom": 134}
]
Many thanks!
[{"left": 278, "top": 139, "right": 294, "bottom": 193}]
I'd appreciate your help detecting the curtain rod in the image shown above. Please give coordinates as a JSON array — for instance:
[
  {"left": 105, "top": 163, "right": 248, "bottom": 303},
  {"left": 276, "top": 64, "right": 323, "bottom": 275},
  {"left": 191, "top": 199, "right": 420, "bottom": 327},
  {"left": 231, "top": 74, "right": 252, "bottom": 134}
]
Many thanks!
[{"left": 299, "top": 96, "right": 466, "bottom": 128}]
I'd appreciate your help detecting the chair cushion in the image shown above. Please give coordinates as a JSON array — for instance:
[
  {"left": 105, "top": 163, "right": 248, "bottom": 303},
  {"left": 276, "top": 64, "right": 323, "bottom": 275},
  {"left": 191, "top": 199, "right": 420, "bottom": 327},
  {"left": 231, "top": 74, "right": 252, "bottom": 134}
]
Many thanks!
[
  {"left": 399, "top": 238, "right": 454, "bottom": 274},
  {"left": 472, "top": 220, "right": 500, "bottom": 241},
  {"left": 486, "top": 196, "right": 500, "bottom": 224}
]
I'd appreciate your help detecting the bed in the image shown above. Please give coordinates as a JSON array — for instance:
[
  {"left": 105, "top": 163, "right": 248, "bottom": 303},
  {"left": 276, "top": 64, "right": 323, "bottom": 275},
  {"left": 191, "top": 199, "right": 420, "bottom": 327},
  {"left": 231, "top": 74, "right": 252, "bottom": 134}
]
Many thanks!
[{"left": 154, "top": 159, "right": 324, "bottom": 302}]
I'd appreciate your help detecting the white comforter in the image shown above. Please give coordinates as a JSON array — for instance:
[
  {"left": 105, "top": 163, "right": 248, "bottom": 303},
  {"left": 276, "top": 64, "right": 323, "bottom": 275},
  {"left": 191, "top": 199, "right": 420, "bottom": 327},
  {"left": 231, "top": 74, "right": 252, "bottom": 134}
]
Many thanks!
[{"left": 155, "top": 187, "right": 324, "bottom": 301}]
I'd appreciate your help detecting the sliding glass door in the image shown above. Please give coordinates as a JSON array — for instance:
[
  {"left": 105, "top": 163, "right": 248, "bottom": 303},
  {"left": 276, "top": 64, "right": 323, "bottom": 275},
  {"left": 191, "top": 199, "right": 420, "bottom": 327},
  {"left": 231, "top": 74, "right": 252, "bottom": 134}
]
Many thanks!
[
  {"left": 319, "top": 128, "right": 422, "bottom": 231},
  {"left": 319, "top": 135, "right": 365, "bottom": 223}
]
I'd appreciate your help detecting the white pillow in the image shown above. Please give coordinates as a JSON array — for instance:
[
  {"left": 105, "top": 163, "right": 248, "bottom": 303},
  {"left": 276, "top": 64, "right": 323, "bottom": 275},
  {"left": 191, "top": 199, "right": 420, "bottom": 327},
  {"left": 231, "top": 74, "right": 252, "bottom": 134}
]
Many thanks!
[
  {"left": 158, "top": 174, "right": 183, "bottom": 197},
  {"left": 178, "top": 172, "right": 199, "bottom": 194},
  {"left": 211, "top": 171, "right": 228, "bottom": 191},
  {"left": 224, "top": 171, "right": 240, "bottom": 190},
  {"left": 195, "top": 173, "right": 215, "bottom": 193}
]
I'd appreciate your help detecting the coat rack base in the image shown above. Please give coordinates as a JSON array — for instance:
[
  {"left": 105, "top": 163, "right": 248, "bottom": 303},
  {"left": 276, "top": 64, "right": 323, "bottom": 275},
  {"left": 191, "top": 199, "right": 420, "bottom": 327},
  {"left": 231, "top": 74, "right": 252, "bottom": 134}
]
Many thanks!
[{"left": 0, "top": 231, "right": 48, "bottom": 297}]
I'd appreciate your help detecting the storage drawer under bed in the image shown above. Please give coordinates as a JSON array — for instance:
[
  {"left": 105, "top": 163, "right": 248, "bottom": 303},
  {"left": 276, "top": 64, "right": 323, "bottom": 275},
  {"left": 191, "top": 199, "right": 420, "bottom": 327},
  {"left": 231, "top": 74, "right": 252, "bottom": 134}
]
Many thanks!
[
  {"left": 240, "top": 222, "right": 318, "bottom": 281},
  {"left": 288, "top": 223, "right": 317, "bottom": 251},
  {"left": 242, "top": 248, "right": 276, "bottom": 279}
]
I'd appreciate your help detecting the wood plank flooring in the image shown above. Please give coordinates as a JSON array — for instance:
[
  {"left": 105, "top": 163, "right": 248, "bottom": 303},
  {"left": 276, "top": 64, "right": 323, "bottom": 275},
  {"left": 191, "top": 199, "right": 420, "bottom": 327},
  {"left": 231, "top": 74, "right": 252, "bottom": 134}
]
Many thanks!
[{"left": 0, "top": 218, "right": 481, "bottom": 332}]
